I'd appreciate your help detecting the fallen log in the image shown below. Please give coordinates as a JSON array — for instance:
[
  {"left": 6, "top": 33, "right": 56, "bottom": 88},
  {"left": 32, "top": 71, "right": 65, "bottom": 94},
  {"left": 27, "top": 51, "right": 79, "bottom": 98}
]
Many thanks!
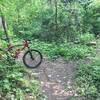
[{"left": 86, "top": 41, "right": 96, "bottom": 46}]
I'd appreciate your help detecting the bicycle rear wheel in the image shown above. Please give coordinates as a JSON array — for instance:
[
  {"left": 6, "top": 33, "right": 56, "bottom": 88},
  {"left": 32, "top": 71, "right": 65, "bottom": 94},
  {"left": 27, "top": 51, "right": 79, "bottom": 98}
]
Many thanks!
[{"left": 23, "top": 49, "right": 42, "bottom": 68}]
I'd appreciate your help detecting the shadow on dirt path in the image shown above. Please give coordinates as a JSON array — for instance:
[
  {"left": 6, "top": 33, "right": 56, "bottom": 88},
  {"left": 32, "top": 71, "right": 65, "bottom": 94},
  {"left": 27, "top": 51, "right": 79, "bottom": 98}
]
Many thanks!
[{"left": 33, "top": 57, "right": 77, "bottom": 100}]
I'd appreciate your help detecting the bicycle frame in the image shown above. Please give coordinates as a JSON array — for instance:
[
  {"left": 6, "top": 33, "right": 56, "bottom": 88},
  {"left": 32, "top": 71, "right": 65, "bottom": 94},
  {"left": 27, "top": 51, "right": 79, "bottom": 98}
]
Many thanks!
[
  {"left": 8, "top": 40, "right": 30, "bottom": 58},
  {"left": 0, "top": 40, "right": 30, "bottom": 59},
  {"left": 0, "top": 14, "right": 32, "bottom": 60}
]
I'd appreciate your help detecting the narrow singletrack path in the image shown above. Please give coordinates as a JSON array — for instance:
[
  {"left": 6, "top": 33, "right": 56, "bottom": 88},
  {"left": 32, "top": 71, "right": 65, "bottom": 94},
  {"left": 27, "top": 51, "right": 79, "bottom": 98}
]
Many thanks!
[
  {"left": 17, "top": 51, "right": 78, "bottom": 100},
  {"left": 14, "top": 39, "right": 100, "bottom": 100},
  {"left": 33, "top": 58, "right": 77, "bottom": 100}
]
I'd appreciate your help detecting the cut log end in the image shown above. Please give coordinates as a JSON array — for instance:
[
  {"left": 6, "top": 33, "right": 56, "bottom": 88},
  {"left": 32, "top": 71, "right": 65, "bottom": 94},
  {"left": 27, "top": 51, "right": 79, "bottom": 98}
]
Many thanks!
[{"left": 86, "top": 41, "right": 97, "bottom": 46}]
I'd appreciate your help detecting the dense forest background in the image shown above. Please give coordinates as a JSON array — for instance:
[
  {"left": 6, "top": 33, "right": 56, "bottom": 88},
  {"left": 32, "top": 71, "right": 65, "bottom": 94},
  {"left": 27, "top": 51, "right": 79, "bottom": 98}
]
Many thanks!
[
  {"left": 0, "top": 0, "right": 99, "bottom": 41},
  {"left": 0, "top": 0, "right": 100, "bottom": 100}
]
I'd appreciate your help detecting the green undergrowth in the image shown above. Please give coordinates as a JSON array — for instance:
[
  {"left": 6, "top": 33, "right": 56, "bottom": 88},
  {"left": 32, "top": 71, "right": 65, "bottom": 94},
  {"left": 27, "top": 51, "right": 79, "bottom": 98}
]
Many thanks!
[
  {"left": 75, "top": 38, "right": 100, "bottom": 100},
  {"left": 0, "top": 37, "right": 95, "bottom": 99},
  {"left": 0, "top": 60, "right": 44, "bottom": 100},
  {"left": 75, "top": 57, "right": 100, "bottom": 99},
  {"left": 31, "top": 39, "right": 94, "bottom": 60}
]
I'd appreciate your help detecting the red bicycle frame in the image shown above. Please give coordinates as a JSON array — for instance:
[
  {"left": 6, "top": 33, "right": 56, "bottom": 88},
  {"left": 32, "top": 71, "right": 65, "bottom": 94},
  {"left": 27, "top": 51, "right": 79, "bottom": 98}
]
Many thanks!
[{"left": 7, "top": 40, "right": 30, "bottom": 58}]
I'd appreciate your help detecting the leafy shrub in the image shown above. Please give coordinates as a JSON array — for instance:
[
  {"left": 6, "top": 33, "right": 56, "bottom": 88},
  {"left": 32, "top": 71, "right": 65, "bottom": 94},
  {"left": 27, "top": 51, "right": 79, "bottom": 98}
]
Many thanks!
[
  {"left": 31, "top": 39, "right": 93, "bottom": 60},
  {"left": 58, "top": 43, "right": 93, "bottom": 60},
  {"left": 56, "top": 2, "right": 84, "bottom": 41},
  {"left": 76, "top": 33, "right": 95, "bottom": 44},
  {"left": 75, "top": 57, "right": 100, "bottom": 99},
  {"left": 0, "top": 60, "right": 44, "bottom": 100},
  {"left": 31, "top": 40, "right": 59, "bottom": 59},
  {"left": 87, "top": 0, "right": 100, "bottom": 36}
]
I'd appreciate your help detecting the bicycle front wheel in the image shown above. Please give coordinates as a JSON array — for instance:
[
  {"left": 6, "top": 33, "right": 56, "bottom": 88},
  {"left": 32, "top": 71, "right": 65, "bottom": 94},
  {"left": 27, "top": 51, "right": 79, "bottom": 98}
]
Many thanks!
[{"left": 23, "top": 49, "right": 42, "bottom": 68}]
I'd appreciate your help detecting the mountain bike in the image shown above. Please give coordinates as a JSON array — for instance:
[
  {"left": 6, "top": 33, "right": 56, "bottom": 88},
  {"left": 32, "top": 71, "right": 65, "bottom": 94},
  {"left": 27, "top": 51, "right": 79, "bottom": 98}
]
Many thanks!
[
  {"left": 0, "top": 14, "right": 42, "bottom": 68},
  {"left": 0, "top": 37, "right": 43, "bottom": 68}
]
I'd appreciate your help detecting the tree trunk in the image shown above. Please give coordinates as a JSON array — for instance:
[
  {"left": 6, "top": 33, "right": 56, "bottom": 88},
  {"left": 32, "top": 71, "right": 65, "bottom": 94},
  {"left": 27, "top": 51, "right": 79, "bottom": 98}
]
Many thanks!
[{"left": 55, "top": 0, "right": 58, "bottom": 35}]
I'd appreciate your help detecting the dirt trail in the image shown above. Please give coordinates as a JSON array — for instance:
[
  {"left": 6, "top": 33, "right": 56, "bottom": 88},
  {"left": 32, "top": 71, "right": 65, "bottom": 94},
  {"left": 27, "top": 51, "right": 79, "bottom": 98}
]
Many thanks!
[
  {"left": 33, "top": 58, "right": 77, "bottom": 100},
  {"left": 16, "top": 39, "right": 100, "bottom": 100},
  {"left": 17, "top": 51, "right": 77, "bottom": 100}
]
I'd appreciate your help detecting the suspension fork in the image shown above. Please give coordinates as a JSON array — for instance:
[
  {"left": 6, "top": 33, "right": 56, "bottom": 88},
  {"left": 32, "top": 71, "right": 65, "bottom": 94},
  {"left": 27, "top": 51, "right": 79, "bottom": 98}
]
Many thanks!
[
  {"left": 24, "top": 40, "right": 34, "bottom": 59},
  {"left": 27, "top": 46, "right": 34, "bottom": 60}
]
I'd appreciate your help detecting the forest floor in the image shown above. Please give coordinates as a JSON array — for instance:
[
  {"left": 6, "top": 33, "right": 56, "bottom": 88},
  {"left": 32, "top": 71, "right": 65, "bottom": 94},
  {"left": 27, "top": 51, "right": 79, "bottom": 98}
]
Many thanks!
[
  {"left": 17, "top": 50, "right": 94, "bottom": 100},
  {"left": 17, "top": 39, "right": 99, "bottom": 100},
  {"left": 18, "top": 52, "right": 80, "bottom": 100},
  {"left": 33, "top": 57, "right": 77, "bottom": 100},
  {"left": 33, "top": 40, "right": 99, "bottom": 100}
]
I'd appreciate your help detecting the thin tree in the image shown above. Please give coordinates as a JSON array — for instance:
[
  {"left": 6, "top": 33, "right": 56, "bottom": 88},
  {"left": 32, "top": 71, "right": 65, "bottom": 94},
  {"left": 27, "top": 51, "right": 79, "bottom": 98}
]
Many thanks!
[{"left": 55, "top": 0, "right": 58, "bottom": 36}]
